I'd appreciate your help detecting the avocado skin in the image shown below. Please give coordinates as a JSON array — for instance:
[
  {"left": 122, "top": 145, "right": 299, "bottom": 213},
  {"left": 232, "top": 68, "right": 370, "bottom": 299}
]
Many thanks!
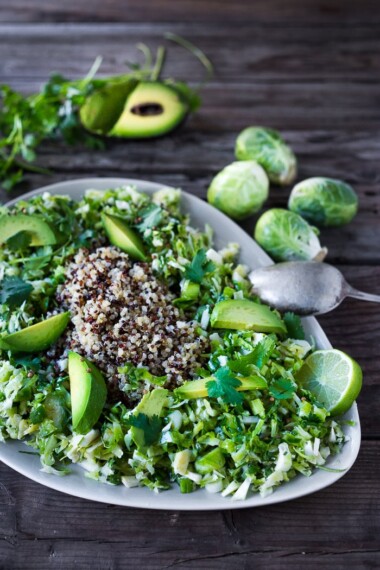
[
  {"left": 0, "top": 214, "right": 57, "bottom": 247},
  {"left": 68, "top": 351, "right": 107, "bottom": 434},
  {"left": 102, "top": 213, "right": 147, "bottom": 261},
  {"left": 109, "top": 82, "right": 188, "bottom": 139},
  {"left": 0, "top": 312, "right": 70, "bottom": 353},
  {"left": 80, "top": 77, "right": 138, "bottom": 135},
  {"left": 210, "top": 299, "right": 286, "bottom": 334}
]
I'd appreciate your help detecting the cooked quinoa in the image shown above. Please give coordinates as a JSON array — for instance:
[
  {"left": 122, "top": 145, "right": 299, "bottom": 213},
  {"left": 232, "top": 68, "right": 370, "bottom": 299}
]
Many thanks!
[{"left": 57, "top": 246, "right": 208, "bottom": 401}]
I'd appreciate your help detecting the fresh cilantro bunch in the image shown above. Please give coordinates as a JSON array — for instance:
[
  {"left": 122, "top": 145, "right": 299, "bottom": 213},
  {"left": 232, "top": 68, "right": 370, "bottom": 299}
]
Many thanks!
[{"left": 0, "top": 62, "right": 104, "bottom": 191}]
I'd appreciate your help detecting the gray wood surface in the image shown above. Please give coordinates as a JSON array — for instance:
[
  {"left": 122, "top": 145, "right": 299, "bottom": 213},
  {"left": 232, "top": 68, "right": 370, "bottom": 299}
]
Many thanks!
[{"left": 0, "top": 2, "right": 379, "bottom": 569}]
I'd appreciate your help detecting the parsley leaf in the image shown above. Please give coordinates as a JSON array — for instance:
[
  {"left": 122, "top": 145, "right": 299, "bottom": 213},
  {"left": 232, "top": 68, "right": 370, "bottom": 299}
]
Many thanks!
[
  {"left": 269, "top": 378, "right": 296, "bottom": 400},
  {"left": 206, "top": 366, "right": 243, "bottom": 405},
  {"left": 136, "top": 204, "right": 163, "bottom": 232},
  {"left": 0, "top": 276, "right": 33, "bottom": 308},
  {"left": 184, "top": 249, "right": 215, "bottom": 284},
  {"left": 229, "top": 336, "right": 276, "bottom": 375},
  {"left": 283, "top": 312, "right": 305, "bottom": 340},
  {"left": 130, "top": 413, "right": 162, "bottom": 446}
]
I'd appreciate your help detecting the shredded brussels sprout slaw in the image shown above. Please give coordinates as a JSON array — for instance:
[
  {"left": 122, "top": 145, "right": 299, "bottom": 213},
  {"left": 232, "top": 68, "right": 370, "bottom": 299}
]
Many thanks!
[{"left": 0, "top": 186, "right": 348, "bottom": 499}]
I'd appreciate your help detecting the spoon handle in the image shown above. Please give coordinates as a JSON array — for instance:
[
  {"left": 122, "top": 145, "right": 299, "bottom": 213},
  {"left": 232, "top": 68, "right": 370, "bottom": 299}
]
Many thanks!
[{"left": 347, "top": 287, "right": 380, "bottom": 304}]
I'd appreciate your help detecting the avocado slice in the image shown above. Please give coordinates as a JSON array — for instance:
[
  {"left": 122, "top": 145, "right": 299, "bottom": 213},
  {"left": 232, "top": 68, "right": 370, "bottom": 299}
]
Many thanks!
[
  {"left": 68, "top": 351, "right": 107, "bottom": 434},
  {"left": 109, "top": 82, "right": 188, "bottom": 138},
  {"left": 210, "top": 299, "right": 286, "bottom": 334},
  {"left": 80, "top": 77, "right": 138, "bottom": 135},
  {"left": 175, "top": 375, "right": 267, "bottom": 400},
  {"left": 195, "top": 448, "right": 225, "bottom": 474},
  {"left": 131, "top": 388, "right": 168, "bottom": 448},
  {"left": 0, "top": 312, "right": 70, "bottom": 353},
  {"left": 102, "top": 213, "right": 147, "bottom": 261},
  {"left": 0, "top": 214, "right": 56, "bottom": 247}
]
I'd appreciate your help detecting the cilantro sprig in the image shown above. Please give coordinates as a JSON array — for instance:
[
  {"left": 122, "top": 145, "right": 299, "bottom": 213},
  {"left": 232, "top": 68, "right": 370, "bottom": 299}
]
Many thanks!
[
  {"left": 130, "top": 413, "right": 162, "bottom": 446},
  {"left": 206, "top": 366, "right": 243, "bottom": 405},
  {"left": 184, "top": 249, "right": 215, "bottom": 284},
  {"left": 283, "top": 312, "right": 305, "bottom": 340},
  {"left": 0, "top": 276, "right": 33, "bottom": 308},
  {"left": 269, "top": 378, "right": 296, "bottom": 400}
]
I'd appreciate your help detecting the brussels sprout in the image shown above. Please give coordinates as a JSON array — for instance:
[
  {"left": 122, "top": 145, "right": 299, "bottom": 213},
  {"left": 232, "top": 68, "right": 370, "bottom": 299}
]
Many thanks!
[
  {"left": 254, "top": 208, "right": 327, "bottom": 262},
  {"left": 207, "top": 161, "right": 269, "bottom": 220},
  {"left": 288, "top": 177, "right": 358, "bottom": 227},
  {"left": 235, "top": 126, "right": 297, "bottom": 186}
]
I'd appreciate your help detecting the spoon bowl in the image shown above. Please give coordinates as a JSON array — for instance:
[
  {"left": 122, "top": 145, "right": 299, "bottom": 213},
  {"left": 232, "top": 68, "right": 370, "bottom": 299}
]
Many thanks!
[{"left": 249, "top": 261, "right": 380, "bottom": 316}]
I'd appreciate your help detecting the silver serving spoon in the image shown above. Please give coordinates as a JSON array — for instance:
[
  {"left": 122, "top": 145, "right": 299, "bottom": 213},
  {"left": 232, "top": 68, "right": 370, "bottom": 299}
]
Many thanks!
[{"left": 249, "top": 261, "right": 380, "bottom": 316}]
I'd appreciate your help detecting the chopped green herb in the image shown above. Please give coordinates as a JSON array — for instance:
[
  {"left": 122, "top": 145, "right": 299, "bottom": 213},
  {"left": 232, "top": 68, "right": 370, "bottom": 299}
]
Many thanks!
[
  {"left": 6, "top": 231, "right": 32, "bottom": 251},
  {"left": 269, "top": 377, "right": 296, "bottom": 400},
  {"left": 0, "top": 276, "right": 33, "bottom": 308},
  {"left": 229, "top": 336, "right": 276, "bottom": 374},
  {"left": 184, "top": 249, "right": 215, "bottom": 284},
  {"left": 284, "top": 312, "right": 305, "bottom": 340},
  {"left": 136, "top": 204, "right": 163, "bottom": 232},
  {"left": 206, "top": 366, "right": 243, "bottom": 405},
  {"left": 130, "top": 413, "right": 162, "bottom": 446}
]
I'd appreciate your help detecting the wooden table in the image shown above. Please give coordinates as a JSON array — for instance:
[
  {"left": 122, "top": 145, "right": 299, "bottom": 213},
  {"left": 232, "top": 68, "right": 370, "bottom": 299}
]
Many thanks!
[{"left": 1, "top": 2, "right": 379, "bottom": 568}]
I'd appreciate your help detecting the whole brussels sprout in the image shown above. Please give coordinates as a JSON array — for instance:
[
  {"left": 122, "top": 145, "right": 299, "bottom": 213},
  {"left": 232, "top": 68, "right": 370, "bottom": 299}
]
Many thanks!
[
  {"left": 207, "top": 161, "right": 269, "bottom": 220},
  {"left": 235, "top": 126, "right": 297, "bottom": 186},
  {"left": 254, "top": 208, "right": 327, "bottom": 262},
  {"left": 288, "top": 177, "right": 358, "bottom": 227}
]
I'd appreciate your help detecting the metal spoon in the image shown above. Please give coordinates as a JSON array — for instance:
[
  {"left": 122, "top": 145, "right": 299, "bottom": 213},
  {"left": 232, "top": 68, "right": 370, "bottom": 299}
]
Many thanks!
[{"left": 249, "top": 261, "right": 380, "bottom": 316}]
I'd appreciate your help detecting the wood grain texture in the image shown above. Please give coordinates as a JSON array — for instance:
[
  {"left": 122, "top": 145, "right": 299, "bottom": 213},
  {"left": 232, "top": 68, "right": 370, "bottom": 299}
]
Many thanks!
[
  {"left": 1, "top": 0, "right": 380, "bottom": 24},
  {"left": 0, "top": 441, "right": 379, "bottom": 569},
  {"left": 0, "top": 6, "right": 379, "bottom": 569}
]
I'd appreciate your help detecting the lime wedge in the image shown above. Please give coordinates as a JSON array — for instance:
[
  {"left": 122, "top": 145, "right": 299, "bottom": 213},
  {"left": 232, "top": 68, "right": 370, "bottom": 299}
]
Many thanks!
[{"left": 296, "top": 349, "right": 362, "bottom": 415}]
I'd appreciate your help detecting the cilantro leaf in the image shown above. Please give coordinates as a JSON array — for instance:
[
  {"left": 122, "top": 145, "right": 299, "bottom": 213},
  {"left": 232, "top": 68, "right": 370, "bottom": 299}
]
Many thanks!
[
  {"left": 283, "top": 312, "right": 305, "bottom": 340},
  {"left": 229, "top": 336, "right": 276, "bottom": 375},
  {"left": 12, "top": 354, "right": 42, "bottom": 372},
  {"left": 136, "top": 204, "right": 163, "bottom": 232},
  {"left": 0, "top": 276, "right": 33, "bottom": 308},
  {"left": 130, "top": 413, "right": 162, "bottom": 446},
  {"left": 184, "top": 249, "right": 215, "bottom": 284},
  {"left": 206, "top": 366, "right": 243, "bottom": 405},
  {"left": 6, "top": 231, "right": 32, "bottom": 251},
  {"left": 269, "top": 378, "right": 296, "bottom": 400}
]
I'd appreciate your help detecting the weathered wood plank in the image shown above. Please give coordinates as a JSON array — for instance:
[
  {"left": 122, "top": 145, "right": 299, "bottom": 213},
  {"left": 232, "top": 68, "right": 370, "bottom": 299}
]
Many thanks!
[
  {"left": 2, "top": 0, "right": 380, "bottom": 24},
  {"left": 1, "top": 0, "right": 380, "bottom": 25},
  {"left": 1, "top": 23, "right": 380, "bottom": 83},
  {"left": 0, "top": 440, "right": 379, "bottom": 568}
]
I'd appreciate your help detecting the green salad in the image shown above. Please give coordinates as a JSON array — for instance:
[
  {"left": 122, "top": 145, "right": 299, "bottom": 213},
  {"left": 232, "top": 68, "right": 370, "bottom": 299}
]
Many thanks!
[{"left": 0, "top": 186, "right": 349, "bottom": 500}]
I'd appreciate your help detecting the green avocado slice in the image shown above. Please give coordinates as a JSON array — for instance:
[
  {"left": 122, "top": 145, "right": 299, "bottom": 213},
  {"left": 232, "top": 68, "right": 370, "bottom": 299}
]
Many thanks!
[
  {"left": 175, "top": 375, "right": 267, "bottom": 399},
  {"left": 0, "top": 214, "right": 57, "bottom": 246},
  {"left": 131, "top": 388, "right": 168, "bottom": 448},
  {"left": 210, "top": 299, "right": 286, "bottom": 334},
  {"left": 68, "top": 352, "right": 107, "bottom": 434},
  {"left": 102, "top": 213, "right": 147, "bottom": 261},
  {"left": 0, "top": 312, "right": 70, "bottom": 353},
  {"left": 109, "top": 82, "right": 188, "bottom": 138}
]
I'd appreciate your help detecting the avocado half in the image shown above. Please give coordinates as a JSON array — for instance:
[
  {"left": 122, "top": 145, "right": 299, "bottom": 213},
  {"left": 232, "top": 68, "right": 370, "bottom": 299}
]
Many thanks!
[
  {"left": 110, "top": 82, "right": 188, "bottom": 138},
  {"left": 80, "top": 80, "right": 188, "bottom": 139}
]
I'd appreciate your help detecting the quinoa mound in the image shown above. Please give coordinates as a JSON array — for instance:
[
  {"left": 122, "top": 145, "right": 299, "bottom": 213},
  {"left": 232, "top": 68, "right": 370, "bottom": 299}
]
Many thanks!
[{"left": 57, "top": 246, "right": 208, "bottom": 402}]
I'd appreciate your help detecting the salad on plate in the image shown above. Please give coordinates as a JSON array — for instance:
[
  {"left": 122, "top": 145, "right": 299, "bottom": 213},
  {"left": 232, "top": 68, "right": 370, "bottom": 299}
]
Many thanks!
[{"left": 0, "top": 185, "right": 359, "bottom": 500}]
